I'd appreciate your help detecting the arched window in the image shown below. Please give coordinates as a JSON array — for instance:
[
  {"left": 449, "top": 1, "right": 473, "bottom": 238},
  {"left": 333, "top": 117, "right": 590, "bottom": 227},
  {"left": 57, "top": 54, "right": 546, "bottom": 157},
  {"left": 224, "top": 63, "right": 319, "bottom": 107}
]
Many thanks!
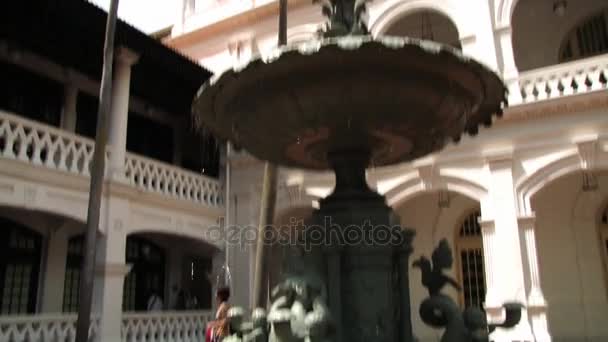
[
  {"left": 456, "top": 210, "right": 486, "bottom": 309},
  {"left": 384, "top": 10, "right": 462, "bottom": 49},
  {"left": 559, "top": 9, "right": 608, "bottom": 62},
  {"left": 0, "top": 218, "right": 42, "bottom": 314},
  {"left": 62, "top": 235, "right": 166, "bottom": 312},
  {"left": 63, "top": 236, "right": 84, "bottom": 312},
  {"left": 123, "top": 237, "right": 165, "bottom": 311}
]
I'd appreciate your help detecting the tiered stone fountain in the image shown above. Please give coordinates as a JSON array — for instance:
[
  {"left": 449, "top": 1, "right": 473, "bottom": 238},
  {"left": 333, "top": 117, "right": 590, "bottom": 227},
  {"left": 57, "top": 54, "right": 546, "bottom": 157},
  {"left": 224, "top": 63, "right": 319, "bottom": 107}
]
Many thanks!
[{"left": 193, "top": 0, "right": 521, "bottom": 341}]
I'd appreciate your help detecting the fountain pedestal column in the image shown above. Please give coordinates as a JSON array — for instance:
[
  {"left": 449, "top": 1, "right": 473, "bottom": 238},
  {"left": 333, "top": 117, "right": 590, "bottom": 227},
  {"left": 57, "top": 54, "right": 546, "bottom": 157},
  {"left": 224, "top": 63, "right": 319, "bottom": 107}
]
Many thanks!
[{"left": 300, "top": 149, "right": 414, "bottom": 342}]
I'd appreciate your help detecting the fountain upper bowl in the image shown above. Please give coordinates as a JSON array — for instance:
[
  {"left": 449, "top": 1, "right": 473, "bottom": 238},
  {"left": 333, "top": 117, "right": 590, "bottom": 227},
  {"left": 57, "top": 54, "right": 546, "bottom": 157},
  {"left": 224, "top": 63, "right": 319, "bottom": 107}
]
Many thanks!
[{"left": 193, "top": 35, "right": 507, "bottom": 170}]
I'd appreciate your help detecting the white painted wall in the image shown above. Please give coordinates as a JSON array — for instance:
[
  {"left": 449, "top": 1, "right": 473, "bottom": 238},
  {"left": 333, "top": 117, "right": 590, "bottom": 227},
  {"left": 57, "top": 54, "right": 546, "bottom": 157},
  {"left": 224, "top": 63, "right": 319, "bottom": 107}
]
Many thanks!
[{"left": 532, "top": 171, "right": 608, "bottom": 342}]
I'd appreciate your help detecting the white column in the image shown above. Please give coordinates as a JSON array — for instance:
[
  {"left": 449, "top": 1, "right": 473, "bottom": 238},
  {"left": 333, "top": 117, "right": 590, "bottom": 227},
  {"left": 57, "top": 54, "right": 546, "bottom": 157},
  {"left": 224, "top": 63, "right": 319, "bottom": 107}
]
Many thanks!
[
  {"left": 518, "top": 215, "right": 552, "bottom": 342},
  {"left": 93, "top": 198, "right": 130, "bottom": 342},
  {"left": 495, "top": 26, "right": 522, "bottom": 105},
  {"left": 479, "top": 219, "right": 499, "bottom": 308},
  {"left": 459, "top": 0, "right": 499, "bottom": 72},
  {"left": 61, "top": 85, "right": 78, "bottom": 132},
  {"left": 185, "top": 0, "right": 196, "bottom": 16},
  {"left": 41, "top": 223, "right": 70, "bottom": 312},
  {"left": 173, "top": 0, "right": 187, "bottom": 35},
  {"left": 107, "top": 47, "right": 139, "bottom": 182},
  {"left": 482, "top": 154, "right": 534, "bottom": 342}
]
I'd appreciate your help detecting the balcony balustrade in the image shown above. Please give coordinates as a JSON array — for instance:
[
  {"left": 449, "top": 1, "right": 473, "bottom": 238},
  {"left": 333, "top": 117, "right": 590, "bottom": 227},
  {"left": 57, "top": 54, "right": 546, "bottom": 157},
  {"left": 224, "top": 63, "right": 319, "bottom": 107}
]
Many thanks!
[
  {"left": 509, "top": 53, "right": 608, "bottom": 105},
  {"left": 0, "top": 311, "right": 213, "bottom": 342},
  {"left": 0, "top": 110, "right": 223, "bottom": 208}
]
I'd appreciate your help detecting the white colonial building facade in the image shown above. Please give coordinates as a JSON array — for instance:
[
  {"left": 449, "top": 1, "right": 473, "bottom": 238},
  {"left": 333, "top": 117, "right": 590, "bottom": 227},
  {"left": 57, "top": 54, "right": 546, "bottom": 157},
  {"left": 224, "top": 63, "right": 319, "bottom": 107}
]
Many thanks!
[
  {"left": 0, "top": 0, "right": 607, "bottom": 342},
  {"left": 167, "top": 0, "right": 608, "bottom": 342},
  {"left": 0, "top": 1, "right": 225, "bottom": 341}
]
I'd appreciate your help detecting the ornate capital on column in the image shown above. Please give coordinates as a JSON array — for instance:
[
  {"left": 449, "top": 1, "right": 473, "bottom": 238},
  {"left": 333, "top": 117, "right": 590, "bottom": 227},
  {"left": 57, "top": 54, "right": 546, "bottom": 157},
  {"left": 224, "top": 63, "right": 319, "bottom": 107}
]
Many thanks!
[
  {"left": 417, "top": 163, "right": 438, "bottom": 191},
  {"left": 484, "top": 148, "right": 514, "bottom": 171},
  {"left": 460, "top": 34, "right": 477, "bottom": 47},
  {"left": 115, "top": 46, "right": 140, "bottom": 67},
  {"left": 95, "top": 262, "right": 132, "bottom": 277},
  {"left": 479, "top": 219, "right": 501, "bottom": 309},
  {"left": 517, "top": 214, "right": 547, "bottom": 309},
  {"left": 228, "top": 37, "right": 257, "bottom": 69},
  {"left": 575, "top": 135, "right": 598, "bottom": 171},
  {"left": 516, "top": 214, "right": 535, "bottom": 231}
]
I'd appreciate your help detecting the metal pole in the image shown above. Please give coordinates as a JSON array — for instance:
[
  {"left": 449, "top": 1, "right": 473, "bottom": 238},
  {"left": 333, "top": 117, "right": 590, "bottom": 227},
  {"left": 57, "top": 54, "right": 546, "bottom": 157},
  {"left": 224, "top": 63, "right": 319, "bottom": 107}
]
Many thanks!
[
  {"left": 224, "top": 142, "right": 232, "bottom": 287},
  {"left": 75, "top": 1, "right": 119, "bottom": 341},
  {"left": 252, "top": 0, "right": 287, "bottom": 310},
  {"left": 278, "top": 0, "right": 287, "bottom": 45},
  {"left": 252, "top": 162, "right": 279, "bottom": 308}
]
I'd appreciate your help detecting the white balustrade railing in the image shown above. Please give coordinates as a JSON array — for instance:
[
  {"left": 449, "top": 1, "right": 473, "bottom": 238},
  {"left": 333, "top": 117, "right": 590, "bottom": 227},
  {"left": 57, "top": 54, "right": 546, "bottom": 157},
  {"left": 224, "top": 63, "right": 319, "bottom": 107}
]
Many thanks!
[
  {"left": 0, "top": 311, "right": 212, "bottom": 342},
  {"left": 513, "top": 53, "right": 608, "bottom": 104},
  {"left": 0, "top": 314, "right": 98, "bottom": 342},
  {"left": 0, "top": 110, "right": 223, "bottom": 208},
  {"left": 0, "top": 111, "right": 95, "bottom": 176},
  {"left": 122, "top": 311, "right": 214, "bottom": 342},
  {"left": 125, "top": 153, "right": 223, "bottom": 207}
]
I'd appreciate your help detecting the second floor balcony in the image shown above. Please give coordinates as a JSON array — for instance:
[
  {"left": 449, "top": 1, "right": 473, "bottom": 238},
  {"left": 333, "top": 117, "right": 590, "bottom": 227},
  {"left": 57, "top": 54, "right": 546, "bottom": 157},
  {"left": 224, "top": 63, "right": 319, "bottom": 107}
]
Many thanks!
[
  {"left": 0, "top": 110, "right": 223, "bottom": 209},
  {"left": 1, "top": 0, "right": 224, "bottom": 212}
]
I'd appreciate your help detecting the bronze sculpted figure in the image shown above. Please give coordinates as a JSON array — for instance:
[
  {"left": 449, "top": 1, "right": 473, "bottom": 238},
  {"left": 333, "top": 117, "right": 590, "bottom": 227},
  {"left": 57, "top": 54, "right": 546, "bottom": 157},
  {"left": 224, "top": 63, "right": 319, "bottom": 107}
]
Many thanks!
[
  {"left": 314, "top": 0, "right": 371, "bottom": 36},
  {"left": 414, "top": 239, "right": 523, "bottom": 342},
  {"left": 220, "top": 276, "right": 333, "bottom": 342}
]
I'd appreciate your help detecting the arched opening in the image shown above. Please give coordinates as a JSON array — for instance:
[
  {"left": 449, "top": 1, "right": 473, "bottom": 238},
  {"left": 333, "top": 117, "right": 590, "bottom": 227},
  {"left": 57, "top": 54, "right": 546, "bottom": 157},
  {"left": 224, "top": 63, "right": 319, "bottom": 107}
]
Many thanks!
[
  {"left": 393, "top": 190, "right": 480, "bottom": 339},
  {"left": 62, "top": 234, "right": 167, "bottom": 312},
  {"left": 383, "top": 10, "right": 461, "bottom": 49},
  {"left": 131, "top": 232, "right": 217, "bottom": 312},
  {"left": 63, "top": 235, "right": 83, "bottom": 313},
  {"left": 0, "top": 217, "right": 43, "bottom": 314},
  {"left": 559, "top": 8, "right": 608, "bottom": 62},
  {"left": 122, "top": 236, "right": 166, "bottom": 312},
  {"left": 512, "top": 0, "right": 608, "bottom": 71},
  {"left": 454, "top": 210, "right": 486, "bottom": 309},
  {"left": 531, "top": 170, "right": 608, "bottom": 340},
  {"left": 63, "top": 231, "right": 217, "bottom": 313}
]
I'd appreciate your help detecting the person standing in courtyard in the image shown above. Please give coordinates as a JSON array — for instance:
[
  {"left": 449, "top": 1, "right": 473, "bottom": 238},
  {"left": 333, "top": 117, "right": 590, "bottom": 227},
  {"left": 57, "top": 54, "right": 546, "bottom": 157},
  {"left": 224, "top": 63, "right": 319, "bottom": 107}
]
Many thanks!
[
  {"left": 147, "top": 291, "right": 163, "bottom": 311},
  {"left": 206, "top": 287, "right": 231, "bottom": 342}
]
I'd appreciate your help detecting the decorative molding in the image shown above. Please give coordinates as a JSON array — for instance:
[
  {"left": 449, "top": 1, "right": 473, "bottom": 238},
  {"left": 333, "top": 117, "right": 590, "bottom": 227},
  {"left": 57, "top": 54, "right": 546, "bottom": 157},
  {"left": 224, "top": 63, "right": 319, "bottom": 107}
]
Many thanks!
[
  {"left": 501, "top": 90, "right": 608, "bottom": 125},
  {"left": 95, "top": 262, "right": 132, "bottom": 277},
  {"left": 115, "top": 46, "right": 140, "bottom": 66},
  {"left": 0, "top": 181, "right": 15, "bottom": 194},
  {"left": 484, "top": 149, "right": 514, "bottom": 170},
  {"left": 478, "top": 219, "right": 496, "bottom": 234},
  {"left": 516, "top": 214, "right": 535, "bottom": 230},
  {"left": 417, "top": 164, "right": 438, "bottom": 191},
  {"left": 459, "top": 34, "right": 476, "bottom": 46},
  {"left": 494, "top": 25, "right": 512, "bottom": 35},
  {"left": 23, "top": 186, "right": 37, "bottom": 205},
  {"left": 575, "top": 137, "right": 598, "bottom": 171}
]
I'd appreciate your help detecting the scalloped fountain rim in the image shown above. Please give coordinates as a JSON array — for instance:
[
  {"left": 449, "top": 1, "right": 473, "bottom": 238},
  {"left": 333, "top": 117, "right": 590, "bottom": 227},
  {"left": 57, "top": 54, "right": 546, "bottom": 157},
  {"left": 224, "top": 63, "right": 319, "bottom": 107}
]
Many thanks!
[
  {"left": 195, "top": 35, "right": 503, "bottom": 99},
  {"left": 193, "top": 34, "right": 509, "bottom": 153}
]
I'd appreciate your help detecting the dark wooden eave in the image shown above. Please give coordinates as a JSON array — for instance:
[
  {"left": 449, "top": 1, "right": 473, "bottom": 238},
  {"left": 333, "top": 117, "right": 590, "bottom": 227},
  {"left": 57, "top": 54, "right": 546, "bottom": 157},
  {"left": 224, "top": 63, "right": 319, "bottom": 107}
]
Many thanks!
[{"left": 0, "top": 0, "right": 212, "bottom": 117}]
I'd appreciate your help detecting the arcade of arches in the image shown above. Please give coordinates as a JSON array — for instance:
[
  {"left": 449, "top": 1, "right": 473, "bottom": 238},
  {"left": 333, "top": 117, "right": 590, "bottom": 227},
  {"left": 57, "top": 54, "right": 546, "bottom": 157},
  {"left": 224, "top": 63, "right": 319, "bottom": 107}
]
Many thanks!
[
  {"left": 384, "top": 10, "right": 462, "bottom": 49},
  {"left": 267, "top": 171, "right": 608, "bottom": 341},
  {"left": 0, "top": 208, "right": 217, "bottom": 315},
  {"left": 512, "top": 0, "right": 608, "bottom": 71}
]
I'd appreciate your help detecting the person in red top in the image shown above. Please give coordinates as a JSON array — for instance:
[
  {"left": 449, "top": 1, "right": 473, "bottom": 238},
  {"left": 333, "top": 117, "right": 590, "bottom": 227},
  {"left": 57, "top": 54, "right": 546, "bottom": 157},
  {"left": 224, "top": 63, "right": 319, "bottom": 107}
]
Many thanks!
[{"left": 206, "top": 287, "right": 231, "bottom": 342}]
